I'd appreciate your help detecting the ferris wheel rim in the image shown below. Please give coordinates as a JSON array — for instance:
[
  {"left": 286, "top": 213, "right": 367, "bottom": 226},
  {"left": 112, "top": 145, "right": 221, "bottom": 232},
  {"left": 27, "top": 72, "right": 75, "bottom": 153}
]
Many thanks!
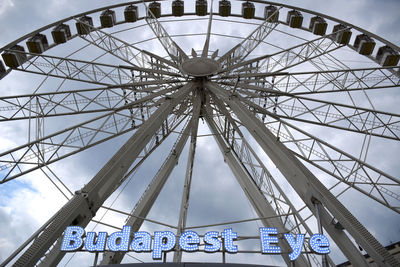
[{"left": 1, "top": 0, "right": 399, "bottom": 81}]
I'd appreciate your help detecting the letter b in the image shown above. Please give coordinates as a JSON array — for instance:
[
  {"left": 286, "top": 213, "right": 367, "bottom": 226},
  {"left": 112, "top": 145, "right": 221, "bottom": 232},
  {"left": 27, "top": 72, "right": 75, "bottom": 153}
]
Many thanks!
[{"left": 61, "top": 226, "right": 85, "bottom": 251}]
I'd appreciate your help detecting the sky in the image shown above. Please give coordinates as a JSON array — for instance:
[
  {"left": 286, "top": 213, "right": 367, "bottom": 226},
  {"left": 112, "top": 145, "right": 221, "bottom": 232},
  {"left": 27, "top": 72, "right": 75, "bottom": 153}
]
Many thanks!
[{"left": 0, "top": 0, "right": 400, "bottom": 266}]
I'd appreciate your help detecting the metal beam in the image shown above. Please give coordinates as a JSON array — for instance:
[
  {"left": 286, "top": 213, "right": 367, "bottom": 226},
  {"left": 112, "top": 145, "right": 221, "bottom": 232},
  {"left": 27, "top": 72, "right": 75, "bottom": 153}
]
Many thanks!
[
  {"left": 144, "top": 3, "right": 188, "bottom": 65},
  {"left": 216, "top": 67, "right": 400, "bottom": 95},
  {"left": 223, "top": 30, "right": 344, "bottom": 74},
  {"left": 174, "top": 88, "right": 203, "bottom": 262},
  {"left": 205, "top": 81, "right": 398, "bottom": 267},
  {"left": 204, "top": 106, "right": 310, "bottom": 267},
  {"left": 0, "top": 87, "right": 175, "bottom": 184},
  {"left": 7, "top": 50, "right": 179, "bottom": 86},
  {"left": 100, "top": 120, "right": 192, "bottom": 265},
  {"left": 208, "top": 95, "right": 334, "bottom": 266},
  {"left": 240, "top": 95, "right": 400, "bottom": 213},
  {"left": 0, "top": 81, "right": 181, "bottom": 121},
  {"left": 75, "top": 18, "right": 179, "bottom": 71},
  {"left": 11, "top": 82, "right": 194, "bottom": 267},
  {"left": 228, "top": 82, "right": 400, "bottom": 140},
  {"left": 201, "top": 0, "right": 214, "bottom": 58},
  {"left": 218, "top": 8, "right": 280, "bottom": 70}
]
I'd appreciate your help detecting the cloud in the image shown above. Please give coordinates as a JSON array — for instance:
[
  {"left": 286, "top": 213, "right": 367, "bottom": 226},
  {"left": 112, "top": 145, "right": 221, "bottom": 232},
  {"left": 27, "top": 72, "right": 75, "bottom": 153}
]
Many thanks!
[{"left": 0, "top": 0, "right": 14, "bottom": 16}]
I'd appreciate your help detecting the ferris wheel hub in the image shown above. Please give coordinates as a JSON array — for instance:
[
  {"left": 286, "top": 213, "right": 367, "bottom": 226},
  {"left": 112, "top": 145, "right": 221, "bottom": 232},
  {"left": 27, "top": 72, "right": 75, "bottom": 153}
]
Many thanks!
[{"left": 180, "top": 57, "right": 221, "bottom": 77}]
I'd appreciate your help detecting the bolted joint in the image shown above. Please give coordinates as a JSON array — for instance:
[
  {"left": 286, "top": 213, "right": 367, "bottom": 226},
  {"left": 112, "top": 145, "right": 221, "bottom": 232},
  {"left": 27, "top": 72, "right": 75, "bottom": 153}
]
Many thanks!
[
  {"left": 311, "top": 196, "right": 322, "bottom": 205},
  {"left": 331, "top": 218, "right": 345, "bottom": 230},
  {"left": 74, "top": 190, "right": 97, "bottom": 217}
]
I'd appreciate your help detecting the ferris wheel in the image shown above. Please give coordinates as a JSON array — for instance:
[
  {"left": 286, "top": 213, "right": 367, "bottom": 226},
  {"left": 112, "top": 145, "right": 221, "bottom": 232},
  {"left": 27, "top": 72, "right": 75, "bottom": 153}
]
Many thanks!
[{"left": 0, "top": 0, "right": 399, "bottom": 266}]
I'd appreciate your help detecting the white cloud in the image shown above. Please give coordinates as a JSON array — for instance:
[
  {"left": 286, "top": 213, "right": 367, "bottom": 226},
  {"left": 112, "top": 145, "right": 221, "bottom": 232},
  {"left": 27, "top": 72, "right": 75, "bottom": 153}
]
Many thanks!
[{"left": 0, "top": 0, "right": 14, "bottom": 16}]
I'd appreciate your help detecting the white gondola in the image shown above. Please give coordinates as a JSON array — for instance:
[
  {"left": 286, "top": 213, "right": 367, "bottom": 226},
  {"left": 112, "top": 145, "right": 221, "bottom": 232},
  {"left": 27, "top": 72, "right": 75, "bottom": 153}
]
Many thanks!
[
  {"left": 219, "top": 0, "right": 231, "bottom": 17},
  {"left": 376, "top": 46, "right": 400, "bottom": 67},
  {"left": 52, "top": 24, "right": 71, "bottom": 44},
  {"left": 76, "top": 16, "right": 94, "bottom": 35},
  {"left": 287, "top": 10, "right": 303, "bottom": 28},
  {"left": 309, "top": 16, "right": 327, "bottom": 36},
  {"left": 2, "top": 45, "right": 27, "bottom": 68},
  {"left": 100, "top": 10, "right": 116, "bottom": 28},
  {"left": 26, "top": 34, "right": 49, "bottom": 54},
  {"left": 264, "top": 5, "right": 279, "bottom": 22}
]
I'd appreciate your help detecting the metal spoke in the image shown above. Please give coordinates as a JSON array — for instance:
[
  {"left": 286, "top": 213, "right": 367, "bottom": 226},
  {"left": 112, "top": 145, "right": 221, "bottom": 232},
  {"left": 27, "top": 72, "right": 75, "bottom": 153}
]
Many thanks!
[
  {"left": 100, "top": 119, "right": 192, "bottom": 264},
  {"left": 218, "top": 7, "right": 280, "bottom": 70},
  {"left": 144, "top": 2, "right": 188, "bottom": 65},
  {"left": 174, "top": 92, "right": 202, "bottom": 262},
  {"left": 1, "top": 2, "right": 399, "bottom": 267},
  {"left": 201, "top": 0, "right": 214, "bottom": 58},
  {"left": 228, "top": 82, "right": 400, "bottom": 140},
  {"left": 75, "top": 17, "right": 179, "bottom": 71},
  {"left": 205, "top": 80, "right": 398, "bottom": 266},
  {"left": 5, "top": 50, "right": 180, "bottom": 86},
  {"left": 217, "top": 66, "right": 400, "bottom": 95},
  {"left": 207, "top": 95, "right": 333, "bottom": 266},
  {"left": 0, "top": 86, "right": 178, "bottom": 183},
  {"left": 225, "top": 30, "right": 346, "bottom": 74},
  {"left": 0, "top": 80, "right": 181, "bottom": 121},
  {"left": 270, "top": 118, "right": 400, "bottom": 213},
  {"left": 225, "top": 90, "right": 400, "bottom": 213},
  {"left": 11, "top": 83, "right": 194, "bottom": 266}
]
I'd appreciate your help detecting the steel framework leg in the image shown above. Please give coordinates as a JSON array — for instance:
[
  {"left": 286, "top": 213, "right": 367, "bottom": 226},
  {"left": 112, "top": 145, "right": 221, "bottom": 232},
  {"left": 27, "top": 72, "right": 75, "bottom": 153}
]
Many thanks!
[
  {"left": 12, "top": 84, "right": 194, "bottom": 267},
  {"left": 174, "top": 88, "right": 203, "bottom": 262},
  {"left": 100, "top": 120, "right": 193, "bottom": 264},
  {"left": 204, "top": 106, "right": 310, "bottom": 267},
  {"left": 205, "top": 81, "right": 382, "bottom": 266},
  {"left": 209, "top": 94, "right": 335, "bottom": 266}
]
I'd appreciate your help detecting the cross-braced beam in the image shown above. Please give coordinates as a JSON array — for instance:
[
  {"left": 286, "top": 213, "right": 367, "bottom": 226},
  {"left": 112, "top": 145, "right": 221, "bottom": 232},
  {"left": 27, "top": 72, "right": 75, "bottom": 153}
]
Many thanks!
[
  {"left": 5, "top": 50, "right": 179, "bottom": 86},
  {"left": 0, "top": 86, "right": 177, "bottom": 184},
  {"left": 11, "top": 82, "right": 194, "bottom": 267},
  {"left": 174, "top": 89, "right": 203, "bottom": 262},
  {"left": 229, "top": 87, "right": 400, "bottom": 213},
  {"left": 216, "top": 66, "right": 400, "bottom": 95},
  {"left": 208, "top": 92, "right": 365, "bottom": 266},
  {"left": 229, "top": 83, "right": 400, "bottom": 140},
  {"left": 224, "top": 30, "right": 345, "bottom": 75},
  {"left": 218, "top": 7, "right": 280, "bottom": 70},
  {"left": 205, "top": 81, "right": 399, "bottom": 267},
  {"left": 100, "top": 119, "right": 192, "bottom": 265},
  {"left": 204, "top": 103, "right": 312, "bottom": 267},
  {"left": 144, "top": 3, "right": 188, "bottom": 65},
  {"left": 75, "top": 17, "right": 179, "bottom": 71},
  {"left": 0, "top": 81, "right": 181, "bottom": 121}
]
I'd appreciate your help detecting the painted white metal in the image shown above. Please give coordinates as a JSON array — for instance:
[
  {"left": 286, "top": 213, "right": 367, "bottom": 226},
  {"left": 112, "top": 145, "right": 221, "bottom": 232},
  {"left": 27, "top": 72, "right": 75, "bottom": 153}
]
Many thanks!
[
  {"left": 218, "top": 7, "right": 280, "bottom": 70},
  {"left": 204, "top": 106, "right": 311, "bottom": 267},
  {"left": 100, "top": 120, "right": 192, "bottom": 264},
  {"left": 205, "top": 81, "right": 381, "bottom": 266},
  {"left": 144, "top": 2, "right": 188, "bottom": 65},
  {"left": 174, "top": 90, "right": 203, "bottom": 262},
  {"left": 12, "top": 83, "right": 194, "bottom": 266},
  {"left": 0, "top": 86, "right": 176, "bottom": 184}
]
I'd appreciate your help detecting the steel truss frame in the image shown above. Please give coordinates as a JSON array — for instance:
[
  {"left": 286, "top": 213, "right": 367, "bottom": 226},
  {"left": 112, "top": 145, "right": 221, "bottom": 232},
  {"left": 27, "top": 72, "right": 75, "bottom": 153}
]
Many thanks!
[
  {"left": 205, "top": 81, "right": 398, "bottom": 266},
  {"left": 1, "top": 1, "right": 399, "bottom": 266}
]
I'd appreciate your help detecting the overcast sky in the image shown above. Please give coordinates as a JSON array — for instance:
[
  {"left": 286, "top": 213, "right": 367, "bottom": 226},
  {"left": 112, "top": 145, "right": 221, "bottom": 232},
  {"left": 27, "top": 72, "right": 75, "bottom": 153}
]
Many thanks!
[{"left": 0, "top": 0, "right": 399, "bottom": 266}]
